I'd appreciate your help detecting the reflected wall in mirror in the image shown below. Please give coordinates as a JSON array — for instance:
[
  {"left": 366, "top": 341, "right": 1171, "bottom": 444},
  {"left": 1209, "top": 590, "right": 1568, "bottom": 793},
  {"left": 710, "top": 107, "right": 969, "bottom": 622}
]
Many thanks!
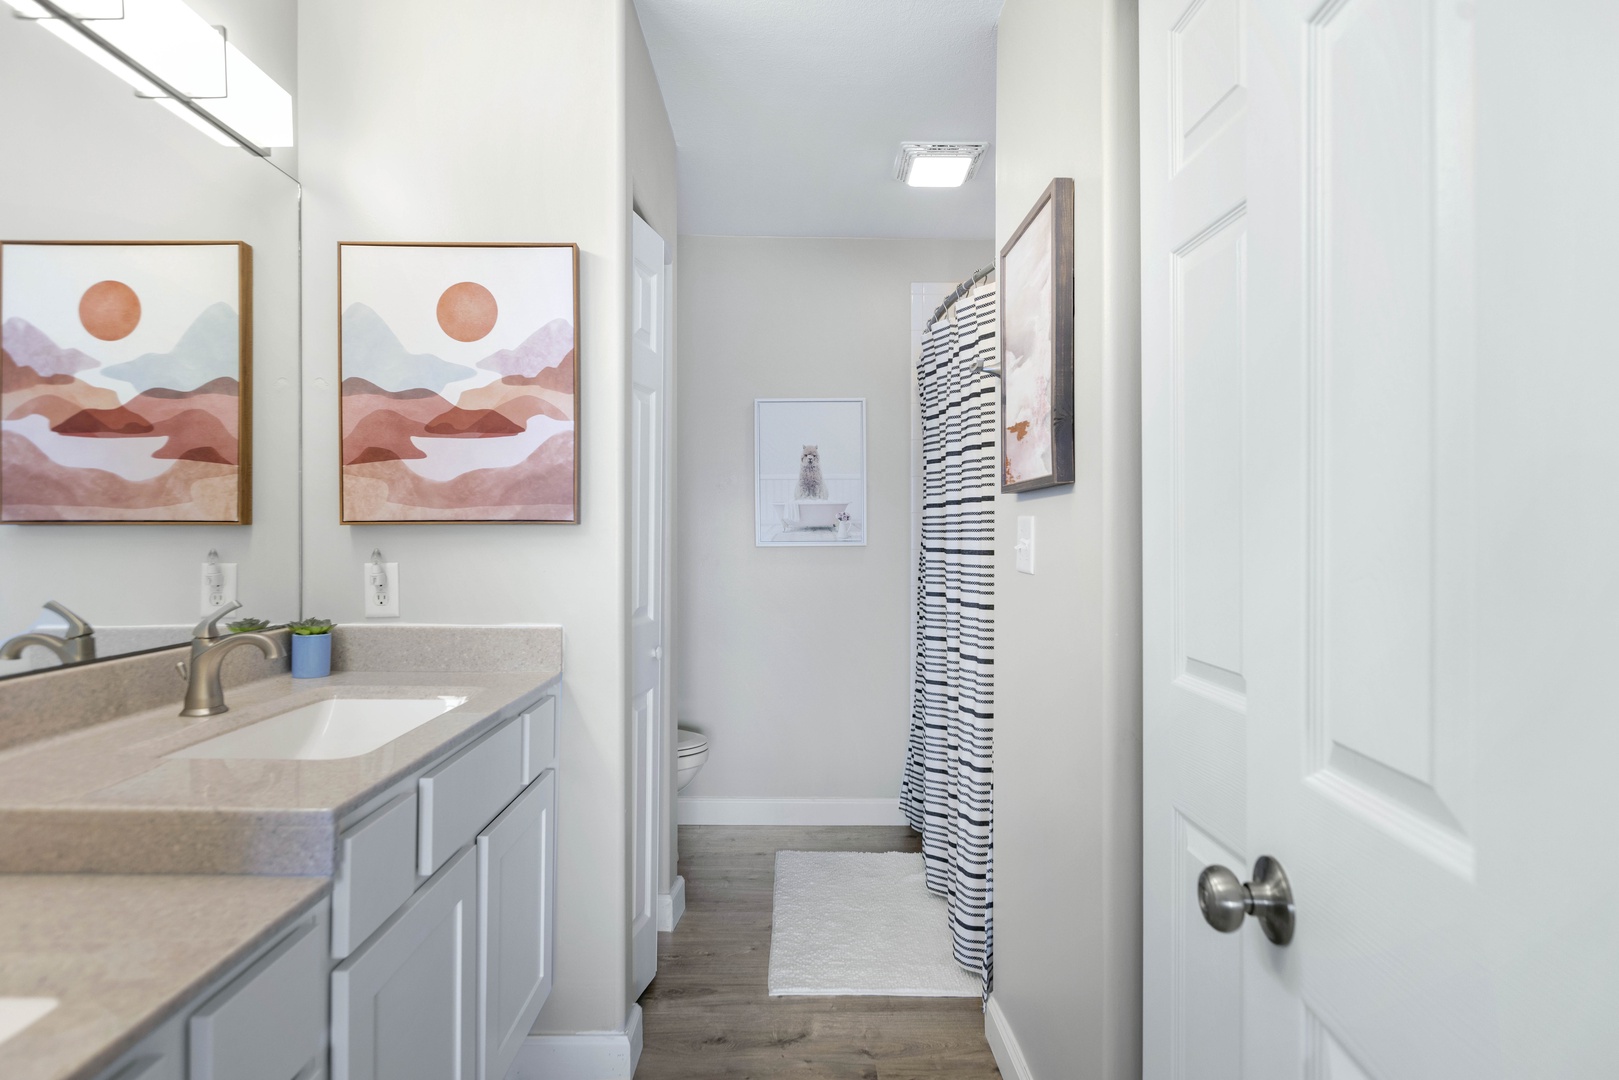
[{"left": 0, "top": 0, "right": 301, "bottom": 676}]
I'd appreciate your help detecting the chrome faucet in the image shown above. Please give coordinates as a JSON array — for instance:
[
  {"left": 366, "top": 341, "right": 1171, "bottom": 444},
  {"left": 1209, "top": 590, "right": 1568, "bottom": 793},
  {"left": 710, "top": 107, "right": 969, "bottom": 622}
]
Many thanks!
[
  {"left": 0, "top": 601, "right": 96, "bottom": 666},
  {"left": 189, "top": 600, "right": 242, "bottom": 666},
  {"left": 180, "top": 631, "right": 284, "bottom": 717}
]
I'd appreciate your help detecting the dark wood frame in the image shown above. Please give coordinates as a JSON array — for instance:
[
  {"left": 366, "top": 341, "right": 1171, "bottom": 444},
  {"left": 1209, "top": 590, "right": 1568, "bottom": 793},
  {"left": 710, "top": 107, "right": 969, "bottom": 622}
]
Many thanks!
[
  {"left": 336, "top": 241, "right": 581, "bottom": 525},
  {"left": 0, "top": 239, "right": 253, "bottom": 525},
  {"left": 997, "top": 177, "right": 1075, "bottom": 493}
]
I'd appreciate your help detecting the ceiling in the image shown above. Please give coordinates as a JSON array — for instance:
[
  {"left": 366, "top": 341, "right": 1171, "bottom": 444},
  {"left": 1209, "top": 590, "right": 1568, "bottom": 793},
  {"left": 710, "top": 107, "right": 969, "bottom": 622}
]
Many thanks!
[{"left": 634, "top": 0, "right": 999, "bottom": 239}]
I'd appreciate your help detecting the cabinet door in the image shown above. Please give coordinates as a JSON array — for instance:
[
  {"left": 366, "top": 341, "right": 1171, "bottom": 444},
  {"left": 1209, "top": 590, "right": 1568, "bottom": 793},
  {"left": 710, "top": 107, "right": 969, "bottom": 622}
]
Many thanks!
[
  {"left": 477, "top": 771, "right": 556, "bottom": 1080},
  {"left": 332, "top": 848, "right": 475, "bottom": 1080},
  {"left": 190, "top": 905, "right": 328, "bottom": 1080}
]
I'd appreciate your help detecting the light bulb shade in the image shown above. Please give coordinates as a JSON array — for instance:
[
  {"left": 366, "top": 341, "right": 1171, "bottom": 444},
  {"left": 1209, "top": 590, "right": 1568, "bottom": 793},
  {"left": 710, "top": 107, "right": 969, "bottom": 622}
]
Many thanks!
[
  {"left": 895, "top": 142, "right": 988, "bottom": 188},
  {"left": 92, "top": 0, "right": 229, "bottom": 99},
  {"left": 207, "top": 43, "right": 294, "bottom": 147},
  {"left": 906, "top": 157, "right": 976, "bottom": 188},
  {"left": 5, "top": 0, "right": 294, "bottom": 149}
]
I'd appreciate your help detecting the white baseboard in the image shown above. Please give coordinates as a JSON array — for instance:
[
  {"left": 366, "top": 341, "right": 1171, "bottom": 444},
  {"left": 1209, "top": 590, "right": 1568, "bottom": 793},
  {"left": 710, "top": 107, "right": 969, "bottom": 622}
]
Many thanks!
[
  {"left": 677, "top": 796, "right": 907, "bottom": 826},
  {"left": 657, "top": 875, "right": 686, "bottom": 932},
  {"left": 985, "top": 993, "right": 1035, "bottom": 1080},
  {"left": 509, "top": 1003, "right": 643, "bottom": 1079}
]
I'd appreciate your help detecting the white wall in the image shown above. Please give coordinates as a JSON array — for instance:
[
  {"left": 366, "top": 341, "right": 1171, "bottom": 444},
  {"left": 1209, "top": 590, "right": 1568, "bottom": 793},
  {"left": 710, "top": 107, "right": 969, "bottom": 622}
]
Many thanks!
[
  {"left": 675, "top": 236, "right": 992, "bottom": 810},
  {"left": 987, "top": 1, "right": 1142, "bottom": 1079},
  {"left": 0, "top": 12, "right": 301, "bottom": 652},
  {"left": 297, "top": 0, "right": 635, "bottom": 1035}
]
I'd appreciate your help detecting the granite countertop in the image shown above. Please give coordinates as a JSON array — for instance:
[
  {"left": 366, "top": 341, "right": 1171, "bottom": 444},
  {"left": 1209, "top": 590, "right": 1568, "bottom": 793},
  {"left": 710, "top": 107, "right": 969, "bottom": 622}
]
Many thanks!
[
  {"left": 0, "top": 873, "right": 328, "bottom": 1080},
  {"left": 0, "top": 665, "right": 561, "bottom": 875},
  {"left": 0, "top": 625, "right": 563, "bottom": 1080}
]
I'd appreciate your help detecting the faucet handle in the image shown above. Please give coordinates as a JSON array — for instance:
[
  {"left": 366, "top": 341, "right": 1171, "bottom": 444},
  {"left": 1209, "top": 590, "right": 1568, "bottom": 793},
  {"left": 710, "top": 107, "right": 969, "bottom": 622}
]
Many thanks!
[
  {"left": 192, "top": 600, "right": 242, "bottom": 641},
  {"left": 43, "top": 601, "right": 93, "bottom": 640}
]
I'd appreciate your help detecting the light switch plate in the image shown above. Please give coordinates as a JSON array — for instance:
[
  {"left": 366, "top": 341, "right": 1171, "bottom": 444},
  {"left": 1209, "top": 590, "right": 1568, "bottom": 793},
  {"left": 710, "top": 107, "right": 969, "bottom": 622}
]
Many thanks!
[{"left": 1015, "top": 516, "right": 1035, "bottom": 575}]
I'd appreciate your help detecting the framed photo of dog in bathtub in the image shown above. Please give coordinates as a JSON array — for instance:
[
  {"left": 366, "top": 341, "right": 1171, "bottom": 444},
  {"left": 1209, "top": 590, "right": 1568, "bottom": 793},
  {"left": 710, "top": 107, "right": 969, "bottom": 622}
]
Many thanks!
[{"left": 754, "top": 398, "right": 866, "bottom": 547}]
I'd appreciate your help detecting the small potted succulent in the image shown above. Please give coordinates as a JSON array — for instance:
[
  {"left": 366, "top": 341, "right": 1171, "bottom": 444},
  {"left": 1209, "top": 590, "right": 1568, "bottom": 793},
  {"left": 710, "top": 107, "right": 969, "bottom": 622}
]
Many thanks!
[
  {"left": 225, "top": 616, "right": 271, "bottom": 634},
  {"left": 288, "top": 618, "right": 335, "bottom": 679}
]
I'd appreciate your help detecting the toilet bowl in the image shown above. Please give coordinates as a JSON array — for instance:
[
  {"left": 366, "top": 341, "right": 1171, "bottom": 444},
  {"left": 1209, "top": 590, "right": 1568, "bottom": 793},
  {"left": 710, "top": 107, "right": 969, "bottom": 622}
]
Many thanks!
[{"left": 676, "top": 728, "right": 708, "bottom": 792}]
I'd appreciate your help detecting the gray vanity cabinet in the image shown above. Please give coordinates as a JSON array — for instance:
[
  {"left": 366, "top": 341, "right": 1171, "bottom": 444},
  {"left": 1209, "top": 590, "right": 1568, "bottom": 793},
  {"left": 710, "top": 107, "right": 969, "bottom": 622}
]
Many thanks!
[
  {"left": 330, "top": 848, "right": 477, "bottom": 1080},
  {"left": 477, "top": 769, "right": 556, "bottom": 1080},
  {"left": 189, "top": 905, "right": 329, "bottom": 1080}
]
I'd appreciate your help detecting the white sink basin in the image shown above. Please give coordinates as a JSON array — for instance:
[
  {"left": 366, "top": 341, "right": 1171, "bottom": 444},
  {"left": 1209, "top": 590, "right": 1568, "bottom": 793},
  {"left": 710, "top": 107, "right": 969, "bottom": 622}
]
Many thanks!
[
  {"left": 169, "top": 696, "right": 468, "bottom": 761},
  {"left": 0, "top": 997, "right": 57, "bottom": 1046}
]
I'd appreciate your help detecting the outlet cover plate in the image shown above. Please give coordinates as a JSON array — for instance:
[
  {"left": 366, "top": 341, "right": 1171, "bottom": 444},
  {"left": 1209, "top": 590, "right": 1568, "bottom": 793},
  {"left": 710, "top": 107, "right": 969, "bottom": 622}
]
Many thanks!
[
  {"left": 1015, "top": 516, "right": 1035, "bottom": 575},
  {"left": 200, "top": 562, "right": 238, "bottom": 615},
  {"left": 363, "top": 562, "right": 400, "bottom": 618}
]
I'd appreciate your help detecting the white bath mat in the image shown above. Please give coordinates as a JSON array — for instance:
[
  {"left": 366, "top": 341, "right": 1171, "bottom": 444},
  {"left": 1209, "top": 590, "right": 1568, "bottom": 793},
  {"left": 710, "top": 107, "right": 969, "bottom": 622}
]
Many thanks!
[{"left": 767, "top": 850, "right": 981, "bottom": 997}]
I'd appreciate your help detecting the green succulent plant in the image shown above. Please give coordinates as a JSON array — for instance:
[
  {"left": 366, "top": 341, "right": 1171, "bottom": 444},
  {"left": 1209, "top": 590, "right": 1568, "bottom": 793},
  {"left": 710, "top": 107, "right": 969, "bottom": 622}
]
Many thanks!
[
  {"left": 288, "top": 618, "right": 336, "bottom": 636},
  {"left": 225, "top": 617, "right": 271, "bottom": 634}
]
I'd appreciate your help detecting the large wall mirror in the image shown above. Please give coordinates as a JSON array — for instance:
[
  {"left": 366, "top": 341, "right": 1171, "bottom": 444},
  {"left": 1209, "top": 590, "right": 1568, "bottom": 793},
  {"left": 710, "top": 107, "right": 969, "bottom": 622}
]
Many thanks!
[{"left": 0, "top": 1, "right": 301, "bottom": 675}]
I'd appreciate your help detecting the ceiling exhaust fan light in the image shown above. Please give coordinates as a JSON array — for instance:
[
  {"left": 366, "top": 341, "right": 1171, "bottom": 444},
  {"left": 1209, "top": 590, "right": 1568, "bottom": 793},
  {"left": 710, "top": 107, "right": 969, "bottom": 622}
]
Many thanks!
[
  {"left": 906, "top": 156, "right": 975, "bottom": 188},
  {"left": 896, "top": 142, "right": 987, "bottom": 188}
]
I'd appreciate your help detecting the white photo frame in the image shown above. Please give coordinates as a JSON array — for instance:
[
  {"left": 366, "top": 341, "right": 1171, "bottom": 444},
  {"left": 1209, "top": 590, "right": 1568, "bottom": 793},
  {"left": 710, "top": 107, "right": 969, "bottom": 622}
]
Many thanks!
[{"left": 754, "top": 398, "right": 867, "bottom": 547}]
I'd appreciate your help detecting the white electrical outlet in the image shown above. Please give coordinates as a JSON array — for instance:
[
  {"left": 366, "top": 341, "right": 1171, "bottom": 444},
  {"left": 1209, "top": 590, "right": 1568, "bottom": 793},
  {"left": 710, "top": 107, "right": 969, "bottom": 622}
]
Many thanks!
[
  {"left": 200, "top": 561, "right": 238, "bottom": 614},
  {"left": 364, "top": 561, "right": 400, "bottom": 618},
  {"left": 1015, "top": 516, "right": 1036, "bottom": 575}
]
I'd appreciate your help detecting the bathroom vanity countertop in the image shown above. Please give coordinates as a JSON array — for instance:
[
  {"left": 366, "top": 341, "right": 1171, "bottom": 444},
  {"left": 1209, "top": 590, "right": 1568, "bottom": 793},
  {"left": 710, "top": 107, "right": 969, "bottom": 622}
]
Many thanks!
[
  {"left": 0, "top": 664, "right": 561, "bottom": 875},
  {"left": 0, "top": 873, "right": 327, "bottom": 1080}
]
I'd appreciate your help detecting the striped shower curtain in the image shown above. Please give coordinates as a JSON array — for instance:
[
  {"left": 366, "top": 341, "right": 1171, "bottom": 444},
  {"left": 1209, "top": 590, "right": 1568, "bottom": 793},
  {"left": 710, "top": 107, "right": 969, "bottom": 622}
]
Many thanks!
[{"left": 901, "top": 277, "right": 998, "bottom": 997}]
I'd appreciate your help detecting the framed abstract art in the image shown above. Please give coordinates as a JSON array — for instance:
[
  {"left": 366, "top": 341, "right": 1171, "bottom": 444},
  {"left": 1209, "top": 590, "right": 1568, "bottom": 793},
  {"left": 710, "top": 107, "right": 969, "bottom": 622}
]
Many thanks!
[
  {"left": 337, "top": 242, "right": 580, "bottom": 524},
  {"left": 0, "top": 240, "right": 252, "bottom": 523},
  {"left": 998, "top": 177, "right": 1075, "bottom": 493}
]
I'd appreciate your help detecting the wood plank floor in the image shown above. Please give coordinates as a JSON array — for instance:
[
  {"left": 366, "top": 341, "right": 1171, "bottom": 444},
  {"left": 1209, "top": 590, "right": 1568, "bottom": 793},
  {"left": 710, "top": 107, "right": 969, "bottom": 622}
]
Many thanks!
[{"left": 636, "top": 826, "right": 1002, "bottom": 1080}]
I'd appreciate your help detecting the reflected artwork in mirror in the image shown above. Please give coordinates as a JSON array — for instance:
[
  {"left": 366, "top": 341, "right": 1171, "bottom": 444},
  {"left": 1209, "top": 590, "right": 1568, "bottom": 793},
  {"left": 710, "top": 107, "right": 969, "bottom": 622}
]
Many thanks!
[{"left": 1, "top": 240, "right": 252, "bottom": 523}]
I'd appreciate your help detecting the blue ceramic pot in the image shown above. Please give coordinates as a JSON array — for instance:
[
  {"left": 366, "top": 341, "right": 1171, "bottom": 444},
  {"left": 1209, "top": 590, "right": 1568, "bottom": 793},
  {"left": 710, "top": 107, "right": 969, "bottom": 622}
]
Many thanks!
[{"left": 291, "top": 633, "right": 332, "bottom": 678}]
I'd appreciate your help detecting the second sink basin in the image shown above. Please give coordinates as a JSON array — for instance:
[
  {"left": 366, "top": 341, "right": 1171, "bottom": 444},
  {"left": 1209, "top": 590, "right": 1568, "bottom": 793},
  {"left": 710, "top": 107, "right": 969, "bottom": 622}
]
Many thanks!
[
  {"left": 169, "top": 695, "right": 469, "bottom": 761},
  {"left": 0, "top": 998, "right": 57, "bottom": 1047}
]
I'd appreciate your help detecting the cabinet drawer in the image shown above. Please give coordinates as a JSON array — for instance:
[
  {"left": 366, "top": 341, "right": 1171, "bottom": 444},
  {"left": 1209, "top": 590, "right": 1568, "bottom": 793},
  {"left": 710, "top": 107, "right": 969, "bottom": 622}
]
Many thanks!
[
  {"left": 188, "top": 907, "right": 327, "bottom": 1080},
  {"left": 418, "top": 716, "right": 523, "bottom": 875},
  {"left": 520, "top": 697, "right": 556, "bottom": 785},
  {"left": 332, "top": 792, "right": 418, "bottom": 958}
]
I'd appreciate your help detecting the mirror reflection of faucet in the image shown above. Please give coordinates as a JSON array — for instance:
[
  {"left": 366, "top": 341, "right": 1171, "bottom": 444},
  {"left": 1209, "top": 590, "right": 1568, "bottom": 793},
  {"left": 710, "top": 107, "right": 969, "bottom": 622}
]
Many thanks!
[{"left": 0, "top": 602, "right": 97, "bottom": 667}]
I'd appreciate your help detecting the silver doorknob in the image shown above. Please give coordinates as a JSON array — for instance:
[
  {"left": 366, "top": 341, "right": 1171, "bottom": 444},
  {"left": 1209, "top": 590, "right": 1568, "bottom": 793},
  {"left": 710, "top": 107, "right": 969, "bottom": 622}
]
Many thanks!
[{"left": 1197, "top": 855, "right": 1295, "bottom": 945}]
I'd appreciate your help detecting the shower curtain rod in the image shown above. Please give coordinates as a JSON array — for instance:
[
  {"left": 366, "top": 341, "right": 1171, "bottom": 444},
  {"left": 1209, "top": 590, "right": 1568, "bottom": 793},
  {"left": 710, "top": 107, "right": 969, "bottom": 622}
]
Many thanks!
[{"left": 925, "top": 262, "right": 997, "bottom": 330}]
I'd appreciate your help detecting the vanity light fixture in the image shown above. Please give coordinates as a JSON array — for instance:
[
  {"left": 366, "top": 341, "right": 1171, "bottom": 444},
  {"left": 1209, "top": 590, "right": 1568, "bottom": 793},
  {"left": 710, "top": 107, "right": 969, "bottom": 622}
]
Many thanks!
[
  {"left": 895, "top": 142, "right": 988, "bottom": 188},
  {"left": 2, "top": 0, "right": 293, "bottom": 153}
]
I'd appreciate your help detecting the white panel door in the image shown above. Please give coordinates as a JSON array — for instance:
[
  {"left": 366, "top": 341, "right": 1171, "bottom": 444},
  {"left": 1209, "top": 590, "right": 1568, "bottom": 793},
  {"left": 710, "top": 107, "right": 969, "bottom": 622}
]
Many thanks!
[
  {"left": 1241, "top": 0, "right": 1495, "bottom": 1074},
  {"left": 629, "top": 211, "right": 668, "bottom": 1001},
  {"left": 1141, "top": 0, "right": 1250, "bottom": 1076},
  {"left": 477, "top": 771, "right": 556, "bottom": 1080},
  {"left": 1148, "top": 0, "right": 1619, "bottom": 1076},
  {"left": 331, "top": 848, "right": 476, "bottom": 1080}
]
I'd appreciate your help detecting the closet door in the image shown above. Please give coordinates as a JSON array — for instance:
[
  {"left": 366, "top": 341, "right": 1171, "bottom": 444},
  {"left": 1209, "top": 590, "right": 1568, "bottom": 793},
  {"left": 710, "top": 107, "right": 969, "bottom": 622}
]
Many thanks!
[
  {"left": 1140, "top": 0, "right": 1251, "bottom": 1076},
  {"left": 331, "top": 848, "right": 475, "bottom": 1080},
  {"left": 477, "top": 771, "right": 556, "bottom": 1080}
]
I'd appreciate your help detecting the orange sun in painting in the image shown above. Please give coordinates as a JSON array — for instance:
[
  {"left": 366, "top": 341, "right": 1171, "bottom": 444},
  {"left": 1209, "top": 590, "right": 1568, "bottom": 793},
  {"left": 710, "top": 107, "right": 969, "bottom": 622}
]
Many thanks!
[
  {"left": 436, "top": 281, "right": 498, "bottom": 342},
  {"left": 79, "top": 280, "right": 141, "bottom": 341}
]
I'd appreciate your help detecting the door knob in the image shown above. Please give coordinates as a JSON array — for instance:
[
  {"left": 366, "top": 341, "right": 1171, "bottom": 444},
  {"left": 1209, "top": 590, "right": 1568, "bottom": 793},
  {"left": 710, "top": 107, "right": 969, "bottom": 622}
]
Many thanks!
[{"left": 1197, "top": 855, "right": 1295, "bottom": 945}]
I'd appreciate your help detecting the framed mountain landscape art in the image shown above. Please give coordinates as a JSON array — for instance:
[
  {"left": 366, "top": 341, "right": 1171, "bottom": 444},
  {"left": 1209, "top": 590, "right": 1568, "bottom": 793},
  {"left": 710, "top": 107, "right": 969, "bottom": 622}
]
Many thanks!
[
  {"left": 338, "top": 242, "right": 580, "bottom": 523},
  {"left": 0, "top": 241, "right": 252, "bottom": 523}
]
